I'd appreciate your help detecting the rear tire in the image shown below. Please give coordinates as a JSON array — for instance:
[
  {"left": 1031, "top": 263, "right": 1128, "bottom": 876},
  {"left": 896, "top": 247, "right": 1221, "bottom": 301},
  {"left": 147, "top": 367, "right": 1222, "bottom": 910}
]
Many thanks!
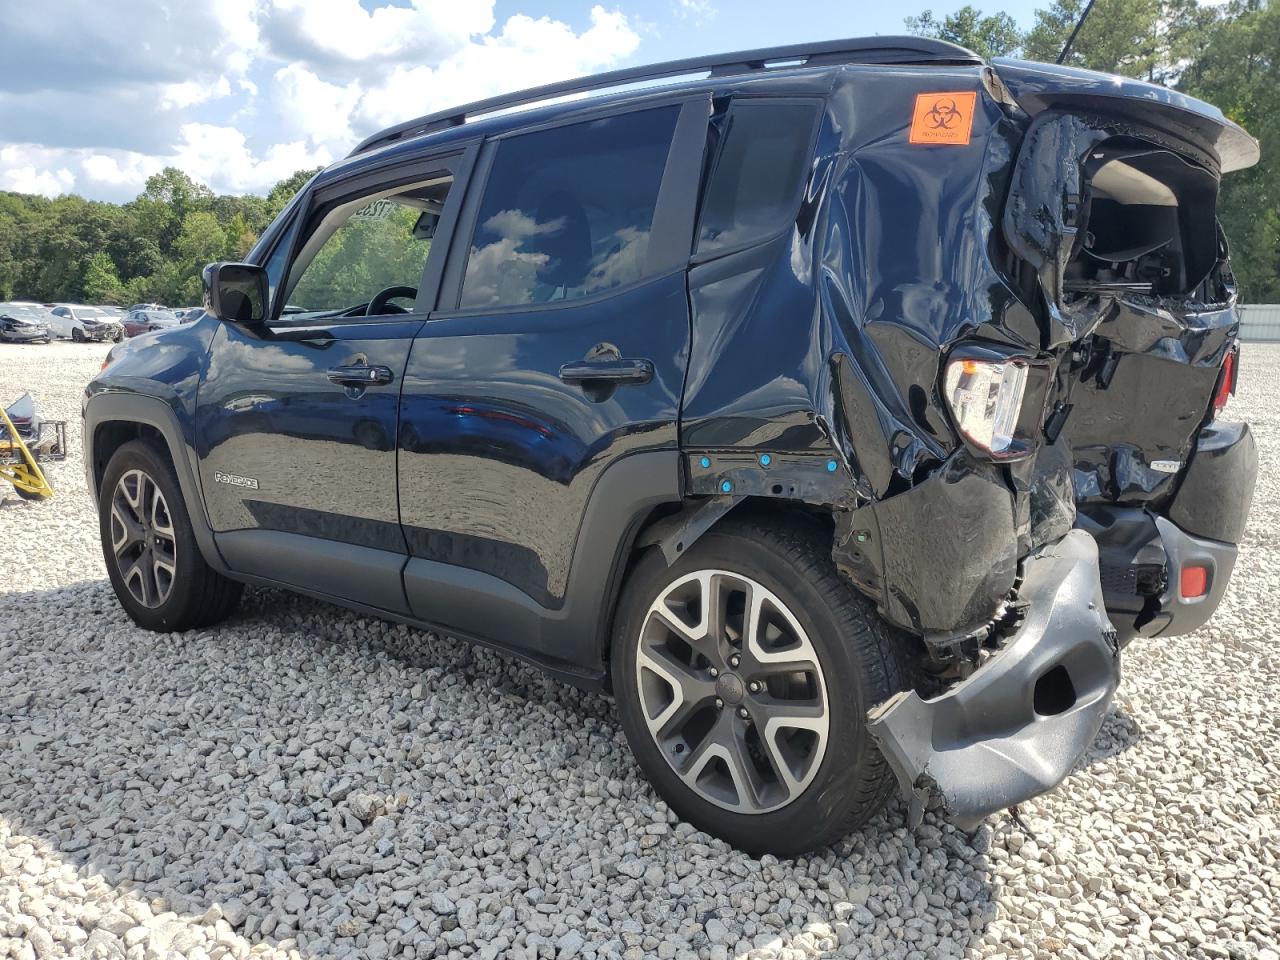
[
  {"left": 99, "top": 440, "right": 242, "bottom": 631},
  {"left": 611, "top": 514, "right": 914, "bottom": 856}
]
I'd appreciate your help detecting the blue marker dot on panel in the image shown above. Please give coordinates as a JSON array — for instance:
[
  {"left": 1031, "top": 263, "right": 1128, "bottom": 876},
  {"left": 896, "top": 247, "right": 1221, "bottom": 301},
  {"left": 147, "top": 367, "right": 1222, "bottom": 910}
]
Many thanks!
[
  {"left": 759, "top": 453, "right": 772, "bottom": 466},
  {"left": 699, "top": 457, "right": 711, "bottom": 469},
  {"left": 827, "top": 459, "right": 838, "bottom": 472},
  {"left": 720, "top": 480, "right": 733, "bottom": 493}
]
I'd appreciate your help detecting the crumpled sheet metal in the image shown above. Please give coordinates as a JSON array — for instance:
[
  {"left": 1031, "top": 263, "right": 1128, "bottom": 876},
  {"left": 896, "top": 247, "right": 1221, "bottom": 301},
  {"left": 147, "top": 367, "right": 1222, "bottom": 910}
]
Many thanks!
[
  {"left": 835, "top": 449, "right": 1019, "bottom": 638},
  {"left": 867, "top": 530, "right": 1120, "bottom": 828},
  {"left": 681, "top": 68, "right": 1040, "bottom": 502}
]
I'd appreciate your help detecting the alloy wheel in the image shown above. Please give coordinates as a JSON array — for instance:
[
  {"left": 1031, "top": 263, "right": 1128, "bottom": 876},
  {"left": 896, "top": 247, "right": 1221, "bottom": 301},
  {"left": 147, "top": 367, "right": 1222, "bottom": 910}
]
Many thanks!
[
  {"left": 635, "top": 569, "right": 830, "bottom": 814},
  {"left": 109, "top": 468, "right": 178, "bottom": 608}
]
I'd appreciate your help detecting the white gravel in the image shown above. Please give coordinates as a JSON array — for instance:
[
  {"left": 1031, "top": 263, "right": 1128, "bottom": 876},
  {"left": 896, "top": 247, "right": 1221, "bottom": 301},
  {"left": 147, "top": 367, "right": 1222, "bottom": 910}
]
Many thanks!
[{"left": 1, "top": 339, "right": 1278, "bottom": 960}]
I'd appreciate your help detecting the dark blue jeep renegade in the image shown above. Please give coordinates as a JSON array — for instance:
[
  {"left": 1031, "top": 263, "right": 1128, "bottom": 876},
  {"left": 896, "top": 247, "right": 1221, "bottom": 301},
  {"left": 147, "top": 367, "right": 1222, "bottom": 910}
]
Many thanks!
[{"left": 85, "top": 37, "right": 1258, "bottom": 854}]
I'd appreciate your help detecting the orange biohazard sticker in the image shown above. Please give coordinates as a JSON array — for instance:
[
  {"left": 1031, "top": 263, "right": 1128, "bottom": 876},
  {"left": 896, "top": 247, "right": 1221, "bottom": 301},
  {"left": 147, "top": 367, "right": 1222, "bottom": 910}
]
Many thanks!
[{"left": 909, "top": 91, "right": 977, "bottom": 146}]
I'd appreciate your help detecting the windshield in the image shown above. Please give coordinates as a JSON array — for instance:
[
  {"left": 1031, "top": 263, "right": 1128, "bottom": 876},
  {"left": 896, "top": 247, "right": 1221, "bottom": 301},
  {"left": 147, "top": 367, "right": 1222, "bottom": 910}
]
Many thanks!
[{"left": 76, "top": 307, "right": 108, "bottom": 318}]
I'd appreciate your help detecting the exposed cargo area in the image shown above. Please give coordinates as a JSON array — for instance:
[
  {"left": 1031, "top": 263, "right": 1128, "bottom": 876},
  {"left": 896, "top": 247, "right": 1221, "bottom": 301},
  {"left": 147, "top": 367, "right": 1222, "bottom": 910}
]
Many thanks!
[{"left": 1064, "top": 143, "right": 1220, "bottom": 299}]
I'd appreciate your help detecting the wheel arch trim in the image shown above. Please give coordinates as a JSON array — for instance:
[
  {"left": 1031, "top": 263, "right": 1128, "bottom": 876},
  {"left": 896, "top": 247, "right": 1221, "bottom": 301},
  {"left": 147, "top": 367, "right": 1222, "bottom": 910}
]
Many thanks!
[{"left": 84, "top": 391, "right": 228, "bottom": 572}]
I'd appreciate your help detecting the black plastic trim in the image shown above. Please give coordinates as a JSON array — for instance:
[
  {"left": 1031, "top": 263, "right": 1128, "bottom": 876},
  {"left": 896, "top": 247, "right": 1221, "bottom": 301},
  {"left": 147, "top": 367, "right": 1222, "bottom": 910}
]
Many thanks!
[
  {"left": 216, "top": 529, "right": 411, "bottom": 615},
  {"left": 83, "top": 391, "right": 226, "bottom": 572},
  {"left": 1168, "top": 420, "right": 1257, "bottom": 544}
]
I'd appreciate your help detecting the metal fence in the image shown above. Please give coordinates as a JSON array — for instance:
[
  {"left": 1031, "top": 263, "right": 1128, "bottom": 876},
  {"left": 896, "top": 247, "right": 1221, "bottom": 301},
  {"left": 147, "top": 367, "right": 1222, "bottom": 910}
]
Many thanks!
[{"left": 1240, "top": 304, "right": 1280, "bottom": 342}]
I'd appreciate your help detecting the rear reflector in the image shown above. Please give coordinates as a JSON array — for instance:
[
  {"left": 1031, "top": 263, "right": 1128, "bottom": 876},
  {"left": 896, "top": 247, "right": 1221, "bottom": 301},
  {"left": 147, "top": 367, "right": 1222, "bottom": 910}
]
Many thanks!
[
  {"left": 1212, "top": 348, "right": 1237, "bottom": 415},
  {"left": 1180, "top": 565, "right": 1209, "bottom": 599}
]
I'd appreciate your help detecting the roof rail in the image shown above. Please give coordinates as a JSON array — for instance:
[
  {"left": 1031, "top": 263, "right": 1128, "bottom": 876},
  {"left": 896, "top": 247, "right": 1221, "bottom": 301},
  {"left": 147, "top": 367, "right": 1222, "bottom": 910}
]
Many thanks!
[{"left": 348, "top": 36, "right": 981, "bottom": 157}]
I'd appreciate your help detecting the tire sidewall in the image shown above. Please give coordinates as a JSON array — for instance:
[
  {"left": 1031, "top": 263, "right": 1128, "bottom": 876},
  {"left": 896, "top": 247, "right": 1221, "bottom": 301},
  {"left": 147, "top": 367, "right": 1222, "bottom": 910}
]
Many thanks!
[
  {"left": 99, "top": 440, "right": 208, "bottom": 631},
  {"left": 611, "top": 526, "right": 888, "bottom": 856}
]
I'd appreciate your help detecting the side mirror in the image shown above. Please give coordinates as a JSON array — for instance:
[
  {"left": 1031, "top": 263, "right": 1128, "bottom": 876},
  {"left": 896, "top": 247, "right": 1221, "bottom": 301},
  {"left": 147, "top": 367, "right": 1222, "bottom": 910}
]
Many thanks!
[{"left": 202, "top": 262, "right": 269, "bottom": 324}]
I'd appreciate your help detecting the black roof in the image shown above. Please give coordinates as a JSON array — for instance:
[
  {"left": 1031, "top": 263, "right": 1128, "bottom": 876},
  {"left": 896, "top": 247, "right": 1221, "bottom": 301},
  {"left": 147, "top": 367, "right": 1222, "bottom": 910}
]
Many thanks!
[{"left": 349, "top": 36, "right": 981, "bottom": 158}]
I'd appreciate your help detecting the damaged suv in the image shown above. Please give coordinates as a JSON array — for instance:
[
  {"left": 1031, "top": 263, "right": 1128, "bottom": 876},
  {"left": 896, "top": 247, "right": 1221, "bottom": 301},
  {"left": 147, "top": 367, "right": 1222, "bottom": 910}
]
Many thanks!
[{"left": 85, "top": 37, "right": 1257, "bottom": 855}]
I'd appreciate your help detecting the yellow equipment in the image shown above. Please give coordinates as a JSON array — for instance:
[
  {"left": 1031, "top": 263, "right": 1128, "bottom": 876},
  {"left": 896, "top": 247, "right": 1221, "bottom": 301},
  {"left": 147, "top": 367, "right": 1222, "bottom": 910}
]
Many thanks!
[{"left": 1, "top": 393, "right": 66, "bottom": 501}]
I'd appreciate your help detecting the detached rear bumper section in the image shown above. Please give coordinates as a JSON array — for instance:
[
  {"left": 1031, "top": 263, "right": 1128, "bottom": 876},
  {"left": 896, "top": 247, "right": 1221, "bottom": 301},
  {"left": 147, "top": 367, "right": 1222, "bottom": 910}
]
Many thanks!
[{"left": 867, "top": 530, "right": 1119, "bottom": 829}]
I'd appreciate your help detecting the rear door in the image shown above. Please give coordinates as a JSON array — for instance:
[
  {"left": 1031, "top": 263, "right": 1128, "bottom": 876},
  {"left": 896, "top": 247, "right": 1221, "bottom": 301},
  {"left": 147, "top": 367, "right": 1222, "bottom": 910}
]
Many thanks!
[
  {"left": 196, "top": 149, "right": 472, "bottom": 613},
  {"left": 396, "top": 99, "right": 706, "bottom": 652}
]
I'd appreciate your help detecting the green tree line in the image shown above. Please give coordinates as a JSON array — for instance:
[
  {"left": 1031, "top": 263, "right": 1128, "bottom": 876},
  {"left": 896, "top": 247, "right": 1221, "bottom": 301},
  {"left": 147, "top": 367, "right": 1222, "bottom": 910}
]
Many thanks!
[
  {"left": 907, "top": 0, "right": 1279, "bottom": 300},
  {"left": 0, "top": 167, "right": 318, "bottom": 306}
]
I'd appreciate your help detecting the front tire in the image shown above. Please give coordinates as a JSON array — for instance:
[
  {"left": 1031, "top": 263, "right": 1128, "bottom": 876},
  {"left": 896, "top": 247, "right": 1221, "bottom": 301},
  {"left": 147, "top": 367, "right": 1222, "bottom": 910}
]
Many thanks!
[
  {"left": 72, "top": 327, "right": 85, "bottom": 342},
  {"left": 99, "top": 440, "right": 242, "bottom": 631},
  {"left": 611, "top": 514, "right": 913, "bottom": 856}
]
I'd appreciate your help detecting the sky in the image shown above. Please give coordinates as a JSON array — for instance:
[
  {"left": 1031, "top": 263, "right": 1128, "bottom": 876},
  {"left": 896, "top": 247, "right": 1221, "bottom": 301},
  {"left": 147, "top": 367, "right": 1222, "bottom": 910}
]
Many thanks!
[{"left": 0, "top": 0, "right": 1042, "bottom": 203}]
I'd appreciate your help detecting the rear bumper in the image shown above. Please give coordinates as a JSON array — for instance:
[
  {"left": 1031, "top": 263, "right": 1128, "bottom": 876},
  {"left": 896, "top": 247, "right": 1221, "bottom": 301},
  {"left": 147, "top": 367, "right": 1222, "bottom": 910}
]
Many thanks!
[
  {"left": 1086, "top": 420, "right": 1255, "bottom": 641},
  {"left": 867, "top": 530, "right": 1119, "bottom": 829}
]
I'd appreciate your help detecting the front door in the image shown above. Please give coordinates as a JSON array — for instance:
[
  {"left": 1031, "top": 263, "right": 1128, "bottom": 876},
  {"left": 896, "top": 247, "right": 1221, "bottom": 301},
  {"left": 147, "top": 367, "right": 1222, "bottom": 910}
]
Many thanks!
[
  {"left": 396, "top": 101, "right": 705, "bottom": 654},
  {"left": 196, "top": 153, "right": 467, "bottom": 612}
]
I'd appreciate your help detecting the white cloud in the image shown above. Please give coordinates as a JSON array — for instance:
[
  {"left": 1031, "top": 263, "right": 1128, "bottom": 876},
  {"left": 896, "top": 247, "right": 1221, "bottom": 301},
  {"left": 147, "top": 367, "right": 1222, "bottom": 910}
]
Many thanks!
[
  {"left": 672, "top": 0, "right": 717, "bottom": 21},
  {"left": 354, "top": 6, "right": 641, "bottom": 134},
  {"left": 169, "top": 124, "right": 333, "bottom": 194},
  {"left": 0, "top": 157, "right": 75, "bottom": 197},
  {"left": 271, "top": 65, "right": 362, "bottom": 146},
  {"left": 0, "top": 1, "right": 643, "bottom": 202},
  {"left": 0, "top": 132, "right": 329, "bottom": 203},
  {"left": 161, "top": 77, "right": 235, "bottom": 111},
  {"left": 80, "top": 153, "right": 155, "bottom": 187},
  {"left": 260, "top": 0, "right": 495, "bottom": 73}
]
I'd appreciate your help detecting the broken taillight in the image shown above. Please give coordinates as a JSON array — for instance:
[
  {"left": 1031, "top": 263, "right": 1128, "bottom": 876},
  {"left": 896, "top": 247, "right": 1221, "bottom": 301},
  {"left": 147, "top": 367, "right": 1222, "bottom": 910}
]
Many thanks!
[{"left": 1212, "top": 348, "right": 1237, "bottom": 415}]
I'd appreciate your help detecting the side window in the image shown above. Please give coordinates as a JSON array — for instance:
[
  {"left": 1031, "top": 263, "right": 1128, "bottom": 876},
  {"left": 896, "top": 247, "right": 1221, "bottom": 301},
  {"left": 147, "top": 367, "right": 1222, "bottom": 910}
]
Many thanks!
[
  {"left": 459, "top": 106, "right": 679, "bottom": 310},
  {"left": 696, "top": 99, "right": 821, "bottom": 255},
  {"left": 280, "top": 172, "right": 454, "bottom": 320}
]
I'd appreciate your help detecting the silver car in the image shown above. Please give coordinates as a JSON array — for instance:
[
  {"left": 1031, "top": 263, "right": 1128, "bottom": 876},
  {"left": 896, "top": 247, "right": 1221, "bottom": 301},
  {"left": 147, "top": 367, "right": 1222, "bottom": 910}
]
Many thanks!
[
  {"left": 47, "top": 304, "right": 124, "bottom": 342},
  {"left": 0, "top": 302, "right": 53, "bottom": 343}
]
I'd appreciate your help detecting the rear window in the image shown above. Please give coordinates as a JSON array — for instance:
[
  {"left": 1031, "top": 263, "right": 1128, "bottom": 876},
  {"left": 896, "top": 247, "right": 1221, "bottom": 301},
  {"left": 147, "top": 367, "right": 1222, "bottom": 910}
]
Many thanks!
[
  {"left": 459, "top": 106, "right": 679, "bottom": 310},
  {"left": 696, "top": 99, "right": 820, "bottom": 255}
]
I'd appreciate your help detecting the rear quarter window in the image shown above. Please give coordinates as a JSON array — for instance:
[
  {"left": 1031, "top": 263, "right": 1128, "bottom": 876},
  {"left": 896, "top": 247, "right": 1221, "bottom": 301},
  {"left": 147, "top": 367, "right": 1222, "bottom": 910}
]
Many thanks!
[{"left": 696, "top": 99, "right": 821, "bottom": 255}]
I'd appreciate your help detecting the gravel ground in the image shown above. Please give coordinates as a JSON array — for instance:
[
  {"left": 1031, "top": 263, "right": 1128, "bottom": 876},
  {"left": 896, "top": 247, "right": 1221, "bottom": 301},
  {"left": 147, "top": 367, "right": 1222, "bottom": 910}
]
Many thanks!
[{"left": 1, "top": 339, "right": 1277, "bottom": 960}]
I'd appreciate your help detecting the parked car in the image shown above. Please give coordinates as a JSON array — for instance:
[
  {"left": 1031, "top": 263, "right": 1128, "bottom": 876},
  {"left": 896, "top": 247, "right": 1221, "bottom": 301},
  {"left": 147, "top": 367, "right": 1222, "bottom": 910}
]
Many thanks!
[
  {"left": 48, "top": 304, "right": 124, "bottom": 342},
  {"left": 84, "top": 37, "right": 1258, "bottom": 855},
  {"left": 0, "top": 302, "right": 53, "bottom": 343},
  {"left": 123, "top": 309, "right": 181, "bottom": 337},
  {"left": 127, "top": 303, "right": 170, "bottom": 313}
]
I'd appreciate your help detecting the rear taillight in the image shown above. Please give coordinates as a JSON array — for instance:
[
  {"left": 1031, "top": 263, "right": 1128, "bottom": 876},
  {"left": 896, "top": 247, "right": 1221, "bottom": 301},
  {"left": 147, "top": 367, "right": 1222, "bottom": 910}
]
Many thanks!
[
  {"left": 943, "top": 357, "right": 1028, "bottom": 456},
  {"left": 1212, "top": 348, "right": 1237, "bottom": 415}
]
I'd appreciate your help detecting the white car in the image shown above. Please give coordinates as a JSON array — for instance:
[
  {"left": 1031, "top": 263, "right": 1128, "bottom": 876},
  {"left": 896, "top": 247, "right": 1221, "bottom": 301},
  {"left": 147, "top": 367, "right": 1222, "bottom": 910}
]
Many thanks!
[{"left": 47, "top": 304, "right": 124, "bottom": 342}]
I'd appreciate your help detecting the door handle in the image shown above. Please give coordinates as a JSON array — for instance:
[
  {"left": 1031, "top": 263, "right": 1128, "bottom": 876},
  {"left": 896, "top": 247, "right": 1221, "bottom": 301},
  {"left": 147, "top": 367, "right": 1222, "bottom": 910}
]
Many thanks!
[
  {"left": 327, "top": 364, "right": 394, "bottom": 387},
  {"left": 558, "top": 358, "right": 654, "bottom": 386}
]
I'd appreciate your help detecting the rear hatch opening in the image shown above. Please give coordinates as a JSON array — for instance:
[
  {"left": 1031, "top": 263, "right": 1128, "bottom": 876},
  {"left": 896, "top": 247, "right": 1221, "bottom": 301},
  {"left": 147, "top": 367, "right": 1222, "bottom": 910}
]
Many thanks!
[{"left": 1064, "top": 140, "right": 1221, "bottom": 302}]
